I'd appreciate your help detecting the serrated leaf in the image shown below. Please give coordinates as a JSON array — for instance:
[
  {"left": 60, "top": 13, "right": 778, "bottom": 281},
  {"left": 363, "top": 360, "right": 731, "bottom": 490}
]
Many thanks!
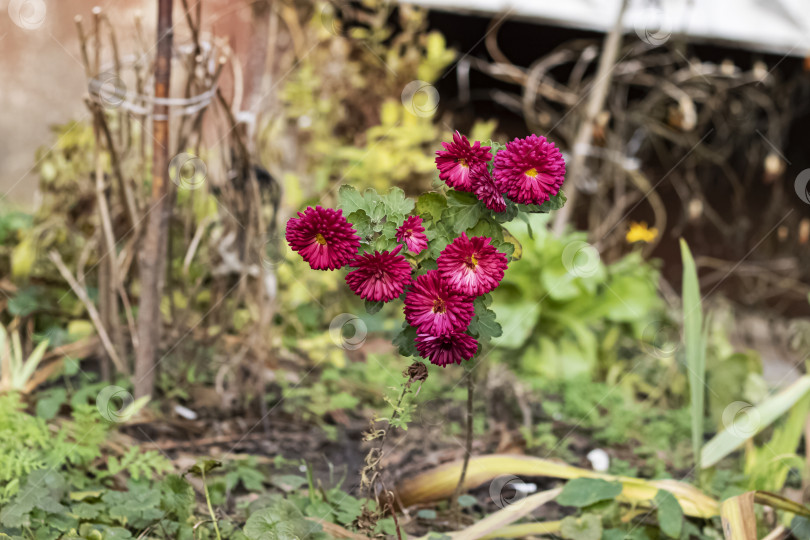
[
  {"left": 468, "top": 297, "right": 502, "bottom": 342},
  {"left": 337, "top": 185, "right": 367, "bottom": 215},
  {"left": 161, "top": 475, "right": 194, "bottom": 518},
  {"left": 71, "top": 501, "right": 104, "bottom": 519},
  {"left": 347, "top": 210, "right": 372, "bottom": 240},
  {"left": 416, "top": 192, "right": 448, "bottom": 221},
  {"left": 444, "top": 191, "right": 484, "bottom": 233},
  {"left": 244, "top": 499, "right": 325, "bottom": 540},
  {"left": 381, "top": 187, "right": 415, "bottom": 218}
]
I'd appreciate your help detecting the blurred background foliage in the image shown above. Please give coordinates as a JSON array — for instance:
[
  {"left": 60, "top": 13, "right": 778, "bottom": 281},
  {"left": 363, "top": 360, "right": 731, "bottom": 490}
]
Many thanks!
[{"left": 1, "top": 0, "right": 810, "bottom": 537}]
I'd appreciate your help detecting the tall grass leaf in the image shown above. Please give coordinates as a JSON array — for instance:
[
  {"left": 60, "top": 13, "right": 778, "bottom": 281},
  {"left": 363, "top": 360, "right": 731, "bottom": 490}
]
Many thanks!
[
  {"left": 680, "top": 239, "right": 706, "bottom": 472},
  {"left": 702, "top": 376, "right": 810, "bottom": 468}
]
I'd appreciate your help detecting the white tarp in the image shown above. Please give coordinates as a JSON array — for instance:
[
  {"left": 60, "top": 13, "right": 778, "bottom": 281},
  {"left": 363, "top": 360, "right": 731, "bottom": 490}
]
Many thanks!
[{"left": 406, "top": 0, "right": 810, "bottom": 57}]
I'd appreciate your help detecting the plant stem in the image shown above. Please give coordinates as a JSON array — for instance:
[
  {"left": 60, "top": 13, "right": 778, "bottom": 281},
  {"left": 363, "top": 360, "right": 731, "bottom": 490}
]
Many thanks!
[
  {"left": 450, "top": 370, "right": 475, "bottom": 516},
  {"left": 201, "top": 470, "right": 222, "bottom": 540}
]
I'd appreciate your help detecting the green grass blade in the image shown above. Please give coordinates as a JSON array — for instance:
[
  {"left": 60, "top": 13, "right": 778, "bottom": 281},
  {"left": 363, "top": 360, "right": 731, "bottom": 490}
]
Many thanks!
[
  {"left": 680, "top": 239, "right": 705, "bottom": 472},
  {"left": 702, "top": 376, "right": 810, "bottom": 468},
  {"left": 17, "top": 339, "right": 49, "bottom": 389}
]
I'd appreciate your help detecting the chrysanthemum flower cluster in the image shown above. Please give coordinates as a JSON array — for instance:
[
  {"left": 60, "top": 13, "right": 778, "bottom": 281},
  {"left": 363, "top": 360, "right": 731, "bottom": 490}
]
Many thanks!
[
  {"left": 285, "top": 133, "right": 566, "bottom": 368},
  {"left": 437, "top": 132, "right": 566, "bottom": 209}
]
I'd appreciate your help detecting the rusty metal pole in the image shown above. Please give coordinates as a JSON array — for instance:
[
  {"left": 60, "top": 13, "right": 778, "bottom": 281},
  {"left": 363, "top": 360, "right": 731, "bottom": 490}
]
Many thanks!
[{"left": 135, "top": 0, "right": 173, "bottom": 398}]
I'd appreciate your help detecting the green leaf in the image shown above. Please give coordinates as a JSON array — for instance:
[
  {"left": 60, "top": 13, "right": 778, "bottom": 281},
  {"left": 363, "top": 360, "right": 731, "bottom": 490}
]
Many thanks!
[
  {"left": 102, "top": 480, "right": 163, "bottom": 528},
  {"left": 375, "top": 517, "right": 398, "bottom": 536},
  {"left": 702, "top": 376, "right": 810, "bottom": 468},
  {"left": 466, "top": 218, "right": 504, "bottom": 243},
  {"left": 346, "top": 210, "right": 372, "bottom": 240},
  {"left": 368, "top": 199, "right": 386, "bottom": 224},
  {"left": 305, "top": 500, "right": 334, "bottom": 522},
  {"left": 243, "top": 497, "right": 327, "bottom": 539},
  {"left": 654, "top": 490, "right": 684, "bottom": 538},
  {"left": 560, "top": 513, "right": 602, "bottom": 540},
  {"left": 417, "top": 509, "right": 438, "bottom": 519},
  {"left": 393, "top": 322, "right": 418, "bottom": 358},
  {"left": 557, "top": 478, "right": 623, "bottom": 508},
  {"left": 101, "top": 527, "right": 134, "bottom": 539},
  {"left": 161, "top": 475, "right": 195, "bottom": 518},
  {"left": 485, "top": 139, "right": 506, "bottom": 155},
  {"left": 680, "top": 239, "right": 705, "bottom": 471},
  {"left": 468, "top": 297, "right": 502, "bottom": 343},
  {"left": 365, "top": 299, "right": 384, "bottom": 315},
  {"left": 791, "top": 516, "right": 810, "bottom": 540},
  {"left": 8, "top": 286, "right": 45, "bottom": 317},
  {"left": 381, "top": 187, "right": 415, "bottom": 218},
  {"left": 272, "top": 475, "right": 308, "bottom": 492},
  {"left": 333, "top": 494, "right": 362, "bottom": 525},
  {"left": 36, "top": 388, "right": 66, "bottom": 420},
  {"left": 72, "top": 501, "right": 104, "bottom": 520},
  {"left": 493, "top": 199, "right": 519, "bottom": 223},
  {"left": 337, "top": 185, "right": 367, "bottom": 215},
  {"left": 458, "top": 494, "right": 477, "bottom": 507},
  {"left": 416, "top": 192, "right": 448, "bottom": 221},
  {"left": 444, "top": 191, "right": 484, "bottom": 233},
  {"left": 516, "top": 190, "right": 567, "bottom": 213},
  {"left": 602, "top": 529, "right": 649, "bottom": 540}
]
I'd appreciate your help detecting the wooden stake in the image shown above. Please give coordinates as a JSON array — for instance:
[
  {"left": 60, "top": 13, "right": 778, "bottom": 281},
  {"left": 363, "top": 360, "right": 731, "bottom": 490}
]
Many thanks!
[{"left": 135, "top": 0, "right": 173, "bottom": 398}]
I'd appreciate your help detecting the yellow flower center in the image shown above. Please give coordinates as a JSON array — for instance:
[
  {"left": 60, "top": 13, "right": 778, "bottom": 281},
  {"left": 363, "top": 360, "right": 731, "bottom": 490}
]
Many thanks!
[
  {"left": 458, "top": 158, "right": 468, "bottom": 168},
  {"left": 432, "top": 298, "right": 447, "bottom": 314},
  {"left": 315, "top": 233, "right": 327, "bottom": 245},
  {"left": 524, "top": 168, "right": 539, "bottom": 177},
  {"left": 465, "top": 253, "right": 478, "bottom": 270}
]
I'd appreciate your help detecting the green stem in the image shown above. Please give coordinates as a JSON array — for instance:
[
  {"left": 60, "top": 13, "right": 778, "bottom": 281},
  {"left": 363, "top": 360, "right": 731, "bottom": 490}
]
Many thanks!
[
  {"left": 201, "top": 470, "right": 222, "bottom": 540},
  {"left": 450, "top": 369, "right": 475, "bottom": 516}
]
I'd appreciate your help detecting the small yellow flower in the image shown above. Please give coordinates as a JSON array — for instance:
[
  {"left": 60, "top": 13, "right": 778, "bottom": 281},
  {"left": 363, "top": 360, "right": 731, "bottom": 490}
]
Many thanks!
[{"left": 626, "top": 222, "right": 659, "bottom": 244}]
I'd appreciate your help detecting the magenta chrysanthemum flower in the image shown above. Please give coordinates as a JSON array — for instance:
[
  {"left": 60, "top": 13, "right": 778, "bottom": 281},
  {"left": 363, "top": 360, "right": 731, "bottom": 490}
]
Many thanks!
[
  {"left": 396, "top": 215, "right": 428, "bottom": 254},
  {"left": 286, "top": 206, "right": 361, "bottom": 270},
  {"left": 415, "top": 331, "right": 479, "bottom": 367},
  {"left": 435, "top": 131, "right": 493, "bottom": 192},
  {"left": 437, "top": 233, "right": 508, "bottom": 296},
  {"left": 404, "top": 270, "right": 474, "bottom": 336},
  {"left": 345, "top": 244, "right": 411, "bottom": 302},
  {"left": 471, "top": 164, "right": 506, "bottom": 213},
  {"left": 493, "top": 134, "right": 565, "bottom": 205}
]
